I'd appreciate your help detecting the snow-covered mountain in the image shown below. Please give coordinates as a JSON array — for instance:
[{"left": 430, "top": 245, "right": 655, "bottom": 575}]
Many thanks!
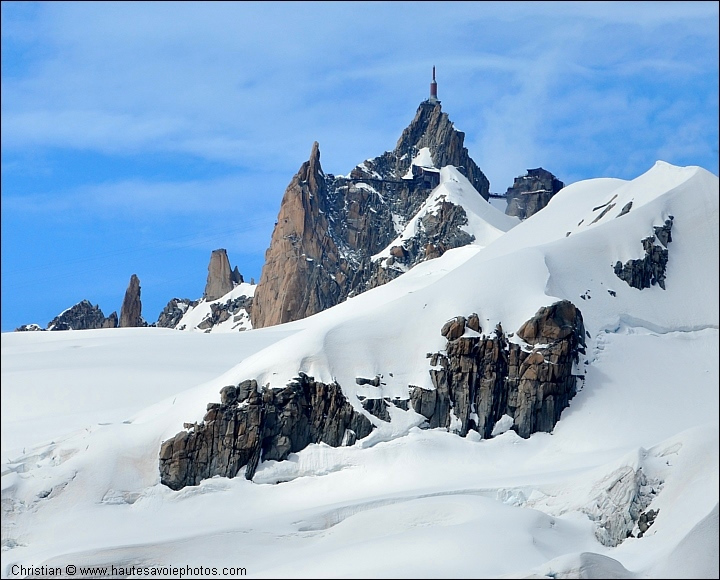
[
  {"left": 17, "top": 249, "right": 256, "bottom": 334},
  {"left": 2, "top": 160, "right": 717, "bottom": 578},
  {"left": 250, "top": 99, "right": 498, "bottom": 329}
]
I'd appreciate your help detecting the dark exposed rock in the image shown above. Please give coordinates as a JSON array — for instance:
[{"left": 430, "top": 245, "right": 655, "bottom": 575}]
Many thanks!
[
  {"left": 360, "top": 398, "right": 391, "bottom": 422},
  {"left": 505, "top": 168, "right": 564, "bottom": 220},
  {"left": 251, "top": 99, "right": 491, "bottom": 328},
  {"left": 614, "top": 218, "right": 673, "bottom": 290},
  {"left": 156, "top": 250, "right": 251, "bottom": 331},
  {"left": 159, "top": 373, "right": 374, "bottom": 490},
  {"left": 617, "top": 201, "right": 633, "bottom": 217},
  {"left": 231, "top": 266, "right": 244, "bottom": 285},
  {"left": 359, "top": 396, "right": 410, "bottom": 421},
  {"left": 355, "top": 376, "right": 382, "bottom": 387},
  {"left": 412, "top": 301, "right": 585, "bottom": 439},
  {"left": 155, "top": 298, "right": 199, "bottom": 328},
  {"left": 45, "top": 300, "right": 118, "bottom": 331},
  {"left": 591, "top": 203, "right": 616, "bottom": 224},
  {"left": 367, "top": 201, "right": 476, "bottom": 288},
  {"left": 103, "top": 311, "right": 119, "bottom": 328},
  {"left": 392, "top": 101, "right": 490, "bottom": 199},
  {"left": 654, "top": 218, "right": 673, "bottom": 248},
  {"left": 196, "top": 295, "right": 253, "bottom": 331},
  {"left": 119, "top": 274, "right": 143, "bottom": 328},
  {"left": 637, "top": 508, "right": 659, "bottom": 537}
]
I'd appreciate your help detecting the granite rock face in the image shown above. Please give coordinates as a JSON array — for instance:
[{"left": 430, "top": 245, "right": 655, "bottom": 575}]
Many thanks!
[
  {"left": 412, "top": 300, "right": 585, "bottom": 439},
  {"left": 160, "top": 301, "right": 586, "bottom": 490},
  {"left": 505, "top": 168, "right": 564, "bottom": 220},
  {"left": 44, "top": 300, "right": 118, "bottom": 331},
  {"left": 251, "top": 102, "right": 491, "bottom": 328},
  {"left": 159, "top": 373, "right": 374, "bottom": 490},
  {"left": 614, "top": 217, "right": 673, "bottom": 290},
  {"left": 204, "top": 249, "right": 235, "bottom": 301},
  {"left": 119, "top": 274, "right": 143, "bottom": 328},
  {"left": 250, "top": 142, "right": 342, "bottom": 328}
]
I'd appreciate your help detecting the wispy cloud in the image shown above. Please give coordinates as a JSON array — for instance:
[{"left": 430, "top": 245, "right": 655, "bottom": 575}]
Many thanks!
[{"left": 1, "top": 0, "right": 717, "bottom": 331}]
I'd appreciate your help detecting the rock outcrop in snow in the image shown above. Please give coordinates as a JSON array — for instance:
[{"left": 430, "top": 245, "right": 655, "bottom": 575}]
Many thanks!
[
  {"left": 119, "top": 274, "right": 143, "bottom": 328},
  {"left": 159, "top": 374, "right": 374, "bottom": 489},
  {"left": 251, "top": 101, "right": 494, "bottom": 328},
  {"left": 160, "top": 301, "right": 585, "bottom": 489},
  {"left": 505, "top": 167, "right": 565, "bottom": 219},
  {"left": 155, "top": 298, "right": 199, "bottom": 328},
  {"left": 155, "top": 250, "right": 254, "bottom": 333},
  {"left": 614, "top": 217, "right": 673, "bottom": 290},
  {"left": 412, "top": 300, "right": 586, "bottom": 439}
]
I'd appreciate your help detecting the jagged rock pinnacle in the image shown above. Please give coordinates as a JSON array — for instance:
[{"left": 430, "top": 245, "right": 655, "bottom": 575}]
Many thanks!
[
  {"left": 119, "top": 274, "right": 143, "bottom": 328},
  {"left": 204, "top": 249, "right": 235, "bottom": 301}
]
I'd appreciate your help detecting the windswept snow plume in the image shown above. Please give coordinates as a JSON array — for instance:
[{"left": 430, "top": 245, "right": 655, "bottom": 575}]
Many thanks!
[{"left": 2, "top": 162, "right": 718, "bottom": 579}]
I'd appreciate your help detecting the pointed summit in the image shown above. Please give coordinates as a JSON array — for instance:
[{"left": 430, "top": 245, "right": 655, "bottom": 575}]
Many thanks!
[
  {"left": 251, "top": 77, "right": 492, "bottom": 328},
  {"left": 119, "top": 274, "right": 143, "bottom": 327}
]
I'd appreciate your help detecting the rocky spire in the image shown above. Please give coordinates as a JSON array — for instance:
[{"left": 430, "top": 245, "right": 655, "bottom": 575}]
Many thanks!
[
  {"left": 251, "top": 142, "right": 341, "bottom": 328},
  {"left": 251, "top": 88, "right": 493, "bottom": 329},
  {"left": 204, "top": 249, "right": 235, "bottom": 301},
  {"left": 119, "top": 274, "right": 143, "bottom": 328}
]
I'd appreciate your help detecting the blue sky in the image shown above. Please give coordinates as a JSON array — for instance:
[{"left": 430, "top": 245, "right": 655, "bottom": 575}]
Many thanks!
[{"left": 2, "top": 1, "right": 718, "bottom": 332}]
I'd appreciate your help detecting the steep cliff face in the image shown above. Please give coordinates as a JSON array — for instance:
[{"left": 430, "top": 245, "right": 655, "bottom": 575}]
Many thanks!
[
  {"left": 411, "top": 301, "right": 585, "bottom": 439},
  {"left": 250, "top": 142, "right": 344, "bottom": 328},
  {"left": 251, "top": 102, "right": 492, "bottom": 328},
  {"left": 159, "top": 374, "right": 374, "bottom": 490}
]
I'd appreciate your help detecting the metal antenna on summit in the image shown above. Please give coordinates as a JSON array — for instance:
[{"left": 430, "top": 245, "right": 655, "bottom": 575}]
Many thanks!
[{"left": 428, "top": 66, "right": 440, "bottom": 104}]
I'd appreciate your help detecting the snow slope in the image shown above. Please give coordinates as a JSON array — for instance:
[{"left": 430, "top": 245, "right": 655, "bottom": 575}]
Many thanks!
[
  {"left": 173, "top": 282, "right": 256, "bottom": 333},
  {"left": 373, "top": 165, "right": 519, "bottom": 262},
  {"left": 1, "top": 162, "right": 718, "bottom": 579}
]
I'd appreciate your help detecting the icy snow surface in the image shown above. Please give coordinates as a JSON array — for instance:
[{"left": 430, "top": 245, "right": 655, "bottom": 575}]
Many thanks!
[{"left": 1, "top": 161, "right": 718, "bottom": 579}]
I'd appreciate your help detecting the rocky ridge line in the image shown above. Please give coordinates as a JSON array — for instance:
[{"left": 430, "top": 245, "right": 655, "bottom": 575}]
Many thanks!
[
  {"left": 159, "top": 374, "right": 374, "bottom": 490},
  {"left": 43, "top": 300, "right": 118, "bottom": 331},
  {"left": 160, "top": 300, "right": 585, "bottom": 490},
  {"left": 251, "top": 101, "right": 492, "bottom": 328}
]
